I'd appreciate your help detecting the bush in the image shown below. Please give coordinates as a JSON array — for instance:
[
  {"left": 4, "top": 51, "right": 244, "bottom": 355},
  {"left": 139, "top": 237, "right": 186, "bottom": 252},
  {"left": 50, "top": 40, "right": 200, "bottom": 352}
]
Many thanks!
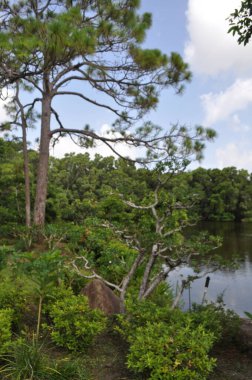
[
  {"left": 0, "top": 274, "right": 28, "bottom": 316},
  {"left": 0, "top": 338, "right": 59, "bottom": 380},
  {"left": 116, "top": 299, "right": 217, "bottom": 380},
  {"left": 0, "top": 246, "right": 13, "bottom": 270},
  {"left": 0, "top": 308, "right": 13, "bottom": 354},
  {"left": 127, "top": 319, "right": 216, "bottom": 380},
  {"left": 116, "top": 297, "right": 178, "bottom": 339},
  {"left": 96, "top": 240, "right": 138, "bottom": 283},
  {"left": 191, "top": 300, "right": 240, "bottom": 343},
  {"left": 46, "top": 291, "right": 107, "bottom": 351}
]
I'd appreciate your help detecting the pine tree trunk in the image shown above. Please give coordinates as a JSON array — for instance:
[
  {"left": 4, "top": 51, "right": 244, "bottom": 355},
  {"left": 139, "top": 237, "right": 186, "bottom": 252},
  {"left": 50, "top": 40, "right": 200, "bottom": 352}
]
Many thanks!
[
  {"left": 15, "top": 82, "right": 31, "bottom": 227},
  {"left": 22, "top": 120, "right": 31, "bottom": 227},
  {"left": 34, "top": 93, "right": 51, "bottom": 227}
]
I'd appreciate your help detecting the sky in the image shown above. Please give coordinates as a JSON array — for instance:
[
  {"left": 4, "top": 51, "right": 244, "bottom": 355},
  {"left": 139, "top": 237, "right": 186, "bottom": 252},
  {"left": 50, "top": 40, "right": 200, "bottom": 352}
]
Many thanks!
[
  {"left": 139, "top": 0, "right": 252, "bottom": 171},
  {"left": 2, "top": 0, "right": 252, "bottom": 171}
]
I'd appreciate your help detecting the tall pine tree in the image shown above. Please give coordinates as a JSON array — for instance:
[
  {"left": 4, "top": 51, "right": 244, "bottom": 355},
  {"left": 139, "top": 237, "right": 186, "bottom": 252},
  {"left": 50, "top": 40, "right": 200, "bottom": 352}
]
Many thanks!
[{"left": 0, "top": 0, "right": 192, "bottom": 226}]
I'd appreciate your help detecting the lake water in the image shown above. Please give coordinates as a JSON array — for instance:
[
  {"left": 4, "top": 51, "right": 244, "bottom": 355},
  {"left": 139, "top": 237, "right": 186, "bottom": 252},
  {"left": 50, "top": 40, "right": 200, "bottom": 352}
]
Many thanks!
[{"left": 168, "top": 222, "right": 252, "bottom": 317}]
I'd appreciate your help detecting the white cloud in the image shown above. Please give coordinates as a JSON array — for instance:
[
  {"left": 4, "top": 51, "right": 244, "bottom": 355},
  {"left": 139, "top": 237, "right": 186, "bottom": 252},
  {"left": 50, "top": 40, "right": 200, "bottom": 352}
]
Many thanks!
[
  {"left": 230, "top": 114, "right": 251, "bottom": 132},
  {"left": 51, "top": 124, "right": 139, "bottom": 160},
  {"left": 0, "top": 90, "right": 14, "bottom": 138},
  {"left": 216, "top": 143, "right": 252, "bottom": 170},
  {"left": 0, "top": 89, "right": 12, "bottom": 124},
  {"left": 201, "top": 78, "right": 252, "bottom": 125},
  {"left": 0, "top": 101, "right": 7, "bottom": 122},
  {"left": 185, "top": 0, "right": 252, "bottom": 76}
]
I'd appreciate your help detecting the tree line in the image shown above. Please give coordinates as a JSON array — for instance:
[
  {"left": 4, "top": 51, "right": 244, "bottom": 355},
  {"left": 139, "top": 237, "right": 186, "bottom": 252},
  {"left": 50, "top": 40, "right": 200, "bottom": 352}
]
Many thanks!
[{"left": 1, "top": 137, "right": 252, "bottom": 227}]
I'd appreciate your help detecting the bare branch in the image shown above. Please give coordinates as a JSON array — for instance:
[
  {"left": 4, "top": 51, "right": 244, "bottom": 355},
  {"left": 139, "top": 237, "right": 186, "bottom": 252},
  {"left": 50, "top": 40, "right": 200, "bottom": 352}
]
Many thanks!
[
  {"left": 138, "top": 243, "right": 159, "bottom": 299},
  {"left": 53, "top": 91, "right": 126, "bottom": 119},
  {"left": 171, "top": 265, "right": 220, "bottom": 309},
  {"left": 50, "top": 106, "right": 64, "bottom": 129},
  {"left": 142, "top": 265, "right": 171, "bottom": 299},
  {"left": 122, "top": 198, "right": 158, "bottom": 210},
  {"left": 71, "top": 256, "right": 122, "bottom": 293}
]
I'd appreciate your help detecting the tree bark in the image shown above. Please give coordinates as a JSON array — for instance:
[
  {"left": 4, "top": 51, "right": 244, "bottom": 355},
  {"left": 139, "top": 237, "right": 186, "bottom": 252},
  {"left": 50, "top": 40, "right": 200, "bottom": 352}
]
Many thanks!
[
  {"left": 15, "top": 83, "right": 31, "bottom": 227},
  {"left": 138, "top": 244, "right": 158, "bottom": 299},
  {"left": 141, "top": 266, "right": 170, "bottom": 300},
  {"left": 34, "top": 92, "right": 51, "bottom": 227},
  {"left": 171, "top": 280, "right": 187, "bottom": 309},
  {"left": 22, "top": 115, "right": 31, "bottom": 227},
  {"left": 120, "top": 249, "right": 145, "bottom": 304}
]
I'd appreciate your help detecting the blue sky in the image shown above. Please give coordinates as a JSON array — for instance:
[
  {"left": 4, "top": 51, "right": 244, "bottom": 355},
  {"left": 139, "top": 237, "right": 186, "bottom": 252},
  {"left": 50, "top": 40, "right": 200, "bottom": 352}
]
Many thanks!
[
  {"left": 139, "top": 0, "right": 252, "bottom": 172},
  {"left": 2, "top": 0, "right": 252, "bottom": 171}
]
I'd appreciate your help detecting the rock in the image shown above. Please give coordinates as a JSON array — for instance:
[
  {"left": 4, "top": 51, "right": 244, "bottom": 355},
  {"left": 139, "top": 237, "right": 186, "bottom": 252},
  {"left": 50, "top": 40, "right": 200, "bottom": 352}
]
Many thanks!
[
  {"left": 81, "top": 279, "right": 122, "bottom": 315},
  {"left": 236, "top": 318, "right": 252, "bottom": 351}
]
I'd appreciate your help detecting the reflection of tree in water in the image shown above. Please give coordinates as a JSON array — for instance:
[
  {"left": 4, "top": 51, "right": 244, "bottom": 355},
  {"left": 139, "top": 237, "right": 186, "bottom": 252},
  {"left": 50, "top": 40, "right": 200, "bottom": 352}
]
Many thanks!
[
  {"left": 170, "top": 261, "right": 252, "bottom": 316},
  {"left": 193, "top": 222, "right": 252, "bottom": 262},
  {"left": 176, "top": 222, "right": 252, "bottom": 315}
]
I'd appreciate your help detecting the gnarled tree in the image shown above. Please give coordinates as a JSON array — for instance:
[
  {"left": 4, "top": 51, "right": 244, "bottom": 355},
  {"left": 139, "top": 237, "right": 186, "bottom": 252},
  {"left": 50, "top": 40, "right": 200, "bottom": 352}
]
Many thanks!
[{"left": 71, "top": 127, "right": 220, "bottom": 309}]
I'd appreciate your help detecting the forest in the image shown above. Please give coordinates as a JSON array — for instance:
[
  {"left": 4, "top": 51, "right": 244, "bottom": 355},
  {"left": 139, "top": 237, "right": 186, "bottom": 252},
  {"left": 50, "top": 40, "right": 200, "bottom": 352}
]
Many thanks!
[
  {"left": 1, "top": 137, "right": 252, "bottom": 227},
  {"left": 1, "top": 0, "right": 252, "bottom": 379}
]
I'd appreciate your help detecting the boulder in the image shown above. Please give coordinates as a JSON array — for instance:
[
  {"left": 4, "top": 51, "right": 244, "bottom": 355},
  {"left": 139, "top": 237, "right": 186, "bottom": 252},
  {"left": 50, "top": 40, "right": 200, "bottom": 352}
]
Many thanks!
[{"left": 81, "top": 279, "right": 122, "bottom": 315}]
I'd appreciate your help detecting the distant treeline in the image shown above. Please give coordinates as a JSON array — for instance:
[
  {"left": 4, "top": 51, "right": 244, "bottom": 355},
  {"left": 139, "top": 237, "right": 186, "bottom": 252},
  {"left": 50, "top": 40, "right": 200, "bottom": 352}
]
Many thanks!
[{"left": 1, "top": 138, "right": 252, "bottom": 225}]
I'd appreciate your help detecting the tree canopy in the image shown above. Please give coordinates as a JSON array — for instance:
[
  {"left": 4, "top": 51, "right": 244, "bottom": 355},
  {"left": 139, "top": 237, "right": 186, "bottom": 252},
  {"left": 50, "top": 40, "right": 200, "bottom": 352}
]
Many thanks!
[
  {"left": 1, "top": 138, "right": 252, "bottom": 229},
  {"left": 228, "top": 0, "right": 252, "bottom": 45}
]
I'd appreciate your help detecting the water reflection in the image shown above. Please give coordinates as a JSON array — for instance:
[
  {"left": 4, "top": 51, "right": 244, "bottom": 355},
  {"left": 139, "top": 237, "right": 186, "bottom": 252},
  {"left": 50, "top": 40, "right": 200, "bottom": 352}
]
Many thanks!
[{"left": 168, "top": 222, "right": 252, "bottom": 317}]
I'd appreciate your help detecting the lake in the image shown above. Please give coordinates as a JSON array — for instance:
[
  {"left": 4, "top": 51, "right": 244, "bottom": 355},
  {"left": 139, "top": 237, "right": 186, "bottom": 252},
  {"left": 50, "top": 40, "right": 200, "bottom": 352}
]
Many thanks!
[{"left": 168, "top": 222, "right": 252, "bottom": 317}]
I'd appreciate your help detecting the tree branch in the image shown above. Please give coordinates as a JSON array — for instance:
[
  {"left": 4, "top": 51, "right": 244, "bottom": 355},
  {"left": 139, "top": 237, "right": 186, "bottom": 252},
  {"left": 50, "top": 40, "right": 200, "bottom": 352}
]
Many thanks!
[
  {"left": 53, "top": 91, "right": 127, "bottom": 119},
  {"left": 71, "top": 256, "right": 122, "bottom": 293}
]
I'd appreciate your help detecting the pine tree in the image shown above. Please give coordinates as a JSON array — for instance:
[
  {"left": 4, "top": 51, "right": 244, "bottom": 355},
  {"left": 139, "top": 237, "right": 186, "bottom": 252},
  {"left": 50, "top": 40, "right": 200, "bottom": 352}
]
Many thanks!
[{"left": 0, "top": 0, "right": 192, "bottom": 226}]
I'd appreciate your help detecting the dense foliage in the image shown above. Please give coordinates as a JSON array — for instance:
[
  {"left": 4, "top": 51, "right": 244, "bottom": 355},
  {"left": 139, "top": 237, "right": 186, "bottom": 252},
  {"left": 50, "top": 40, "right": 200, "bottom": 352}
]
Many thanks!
[
  {"left": 0, "top": 245, "right": 238, "bottom": 380},
  {"left": 1, "top": 138, "right": 252, "bottom": 225},
  {"left": 127, "top": 321, "right": 215, "bottom": 380},
  {"left": 0, "top": 308, "right": 13, "bottom": 355},
  {"left": 116, "top": 299, "right": 239, "bottom": 380},
  {"left": 187, "top": 167, "right": 252, "bottom": 221},
  {"left": 46, "top": 290, "right": 107, "bottom": 351},
  {"left": 0, "top": 137, "right": 245, "bottom": 379}
]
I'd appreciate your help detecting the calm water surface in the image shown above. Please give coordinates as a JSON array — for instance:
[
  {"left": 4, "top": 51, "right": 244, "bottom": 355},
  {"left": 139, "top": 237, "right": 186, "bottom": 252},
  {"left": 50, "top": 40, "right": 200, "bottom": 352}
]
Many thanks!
[{"left": 169, "top": 222, "right": 252, "bottom": 317}]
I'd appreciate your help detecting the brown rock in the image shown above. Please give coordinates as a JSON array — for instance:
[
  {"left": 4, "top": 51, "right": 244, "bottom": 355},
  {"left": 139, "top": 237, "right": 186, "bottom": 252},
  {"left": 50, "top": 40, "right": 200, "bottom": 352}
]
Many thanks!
[{"left": 81, "top": 279, "right": 122, "bottom": 315}]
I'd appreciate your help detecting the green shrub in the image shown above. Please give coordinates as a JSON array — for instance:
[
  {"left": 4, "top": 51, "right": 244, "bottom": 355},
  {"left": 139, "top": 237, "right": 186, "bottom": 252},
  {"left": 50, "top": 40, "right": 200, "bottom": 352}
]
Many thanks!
[
  {"left": 0, "top": 275, "right": 28, "bottom": 315},
  {"left": 116, "top": 297, "right": 178, "bottom": 339},
  {"left": 0, "top": 246, "right": 13, "bottom": 270},
  {"left": 13, "top": 226, "right": 39, "bottom": 250},
  {"left": 127, "top": 319, "right": 216, "bottom": 380},
  {"left": 0, "top": 223, "right": 18, "bottom": 240},
  {"left": 0, "top": 338, "right": 59, "bottom": 380},
  {"left": 191, "top": 301, "right": 240, "bottom": 343},
  {"left": 0, "top": 308, "right": 13, "bottom": 354},
  {"left": 116, "top": 299, "right": 217, "bottom": 380},
  {"left": 96, "top": 240, "right": 138, "bottom": 283},
  {"left": 46, "top": 291, "right": 107, "bottom": 351}
]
